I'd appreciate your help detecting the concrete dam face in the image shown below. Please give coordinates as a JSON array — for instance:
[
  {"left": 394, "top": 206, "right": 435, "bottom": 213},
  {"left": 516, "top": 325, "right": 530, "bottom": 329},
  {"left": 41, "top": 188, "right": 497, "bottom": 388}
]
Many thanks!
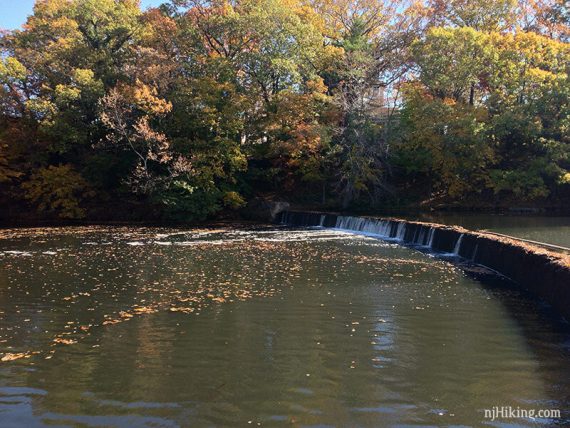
[{"left": 279, "top": 211, "right": 570, "bottom": 321}]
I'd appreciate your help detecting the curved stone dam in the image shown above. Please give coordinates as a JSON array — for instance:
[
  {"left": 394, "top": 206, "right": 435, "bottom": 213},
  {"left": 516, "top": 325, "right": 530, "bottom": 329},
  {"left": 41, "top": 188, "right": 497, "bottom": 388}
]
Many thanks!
[{"left": 279, "top": 211, "right": 570, "bottom": 321}]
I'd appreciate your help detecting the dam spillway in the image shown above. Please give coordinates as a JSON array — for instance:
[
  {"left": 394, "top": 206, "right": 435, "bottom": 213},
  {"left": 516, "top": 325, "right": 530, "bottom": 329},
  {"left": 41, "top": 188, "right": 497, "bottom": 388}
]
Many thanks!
[{"left": 279, "top": 211, "right": 570, "bottom": 321}]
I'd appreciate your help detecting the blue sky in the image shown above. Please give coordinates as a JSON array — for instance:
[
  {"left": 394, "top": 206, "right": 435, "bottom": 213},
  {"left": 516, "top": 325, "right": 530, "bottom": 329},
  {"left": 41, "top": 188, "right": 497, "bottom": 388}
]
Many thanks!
[{"left": 0, "top": 0, "right": 164, "bottom": 30}]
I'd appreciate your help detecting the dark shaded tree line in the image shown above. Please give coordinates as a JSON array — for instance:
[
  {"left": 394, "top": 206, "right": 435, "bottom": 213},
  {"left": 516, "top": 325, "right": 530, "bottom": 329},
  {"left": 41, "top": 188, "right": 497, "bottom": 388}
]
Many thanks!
[{"left": 0, "top": 0, "right": 568, "bottom": 221}]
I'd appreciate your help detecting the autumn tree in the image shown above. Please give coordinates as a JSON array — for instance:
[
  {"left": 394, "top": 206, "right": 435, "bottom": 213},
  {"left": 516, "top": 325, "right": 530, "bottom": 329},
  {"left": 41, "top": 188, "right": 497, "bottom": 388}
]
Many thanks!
[
  {"left": 396, "top": 83, "right": 495, "bottom": 200},
  {"left": 307, "top": 0, "right": 425, "bottom": 207},
  {"left": 518, "top": 0, "right": 569, "bottom": 42},
  {"left": 428, "top": 0, "right": 518, "bottom": 31},
  {"left": 172, "top": 0, "right": 336, "bottom": 198},
  {"left": 412, "top": 27, "right": 493, "bottom": 105},
  {"left": 486, "top": 31, "right": 570, "bottom": 200},
  {"left": 99, "top": 81, "right": 192, "bottom": 193},
  {"left": 22, "top": 164, "right": 95, "bottom": 219},
  {"left": 0, "top": 0, "right": 568, "bottom": 219},
  {"left": 398, "top": 25, "right": 569, "bottom": 203}
]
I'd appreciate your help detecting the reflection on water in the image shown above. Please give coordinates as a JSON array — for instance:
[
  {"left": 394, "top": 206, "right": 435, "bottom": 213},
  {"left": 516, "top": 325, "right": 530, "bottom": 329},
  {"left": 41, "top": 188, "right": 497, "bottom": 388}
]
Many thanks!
[
  {"left": 0, "top": 226, "right": 569, "bottom": 427},
  {"left": 412, "top": 213, "right": 570, "bottom": 248}
]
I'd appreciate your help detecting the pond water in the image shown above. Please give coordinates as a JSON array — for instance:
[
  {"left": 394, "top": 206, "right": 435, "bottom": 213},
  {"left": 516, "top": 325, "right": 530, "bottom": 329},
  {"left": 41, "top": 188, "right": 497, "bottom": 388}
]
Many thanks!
[
  {"left": 0, "top": 226, "right": 569, "bottom": 427},
  {"left": 411, "top": 213, "right": 570, "bottom": 248}
]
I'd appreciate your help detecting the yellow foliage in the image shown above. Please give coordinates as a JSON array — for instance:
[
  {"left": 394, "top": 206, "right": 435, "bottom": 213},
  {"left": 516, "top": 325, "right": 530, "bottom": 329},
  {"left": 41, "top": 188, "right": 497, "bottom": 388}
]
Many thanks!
[
  {"left": 223, "top": 191, "right": 246, "bottom": 209},
  {"left": 0, "top": 143, "right": 20, "bottom": 183},
  {"left": 22, "top": 164, "right": 95, "bottom": 219},
  {"left": 55, "top": 84, "right": 81, "bottom": 104},
  {"left": 25, "top": 98, "right": 57, "bottom": 122},
  {"left": 132, "top": 80, "right": 172, "bottom": 116},
  {"left": 0, "top": 57, "right": 27, "bottom": 81}
]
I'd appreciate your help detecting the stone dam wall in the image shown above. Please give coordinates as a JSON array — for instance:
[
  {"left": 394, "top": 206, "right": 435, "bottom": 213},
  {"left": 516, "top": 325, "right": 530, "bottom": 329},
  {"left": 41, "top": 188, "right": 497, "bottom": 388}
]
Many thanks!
[{"left": 279, "top": 211, "right": 570, "bottom": 321}]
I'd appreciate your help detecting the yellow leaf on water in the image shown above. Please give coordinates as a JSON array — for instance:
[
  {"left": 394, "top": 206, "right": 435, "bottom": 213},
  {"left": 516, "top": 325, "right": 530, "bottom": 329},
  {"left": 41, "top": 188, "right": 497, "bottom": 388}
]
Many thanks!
[
  {"left": 1, "top": 353, "right": 29, "bottom": 362},
  {"left": 169, "top": 307, "right": 194, "bottom": 313},
  {"left": 53, "top": 338, "right": 77, "bottom": 345},
  {"left": 132, "top": 306, "right": 157, "bottom": 314}
]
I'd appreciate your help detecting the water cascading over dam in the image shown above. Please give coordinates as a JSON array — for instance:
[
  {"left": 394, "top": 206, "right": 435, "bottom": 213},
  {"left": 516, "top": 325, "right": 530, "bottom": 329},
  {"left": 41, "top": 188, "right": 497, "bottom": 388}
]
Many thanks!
[
  {"left": 281, "top": 211, "right": 470, "bottom": 256},
  {"left": 279, "top": 211, "right": 570, "bottom": 321}
]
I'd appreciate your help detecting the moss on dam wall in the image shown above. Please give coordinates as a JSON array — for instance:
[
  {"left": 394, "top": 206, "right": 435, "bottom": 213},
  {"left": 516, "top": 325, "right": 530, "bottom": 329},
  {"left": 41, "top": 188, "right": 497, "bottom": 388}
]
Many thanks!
[{"left": 279, "top": 211, "right": 570, "bottom": 321}]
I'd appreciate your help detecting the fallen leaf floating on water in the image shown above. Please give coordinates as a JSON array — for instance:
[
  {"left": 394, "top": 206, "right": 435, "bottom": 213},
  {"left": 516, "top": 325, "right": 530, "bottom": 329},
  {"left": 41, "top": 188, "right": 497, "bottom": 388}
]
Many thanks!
[
  {"left": 132, "top": 306, "right": 158, "bottom": 314},
  {"left": 53, "top": 338, "right": 77, "bottom": 345},
  {"left": 169, "top": 307, "right": 194, "bottom": 313},
  {"left": 1, "top": 352, "right": 30, "bottom": 362},
  {"left": 0, "top": 227, "right": 368, "bottom": 361}
]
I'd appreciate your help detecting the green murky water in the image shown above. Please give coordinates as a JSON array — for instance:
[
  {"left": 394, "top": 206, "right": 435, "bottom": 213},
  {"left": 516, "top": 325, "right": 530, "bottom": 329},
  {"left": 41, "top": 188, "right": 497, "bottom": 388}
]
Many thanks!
[
  {"left": 413, "top": 213, "right": 570, "bottom": 248},
  {"left": 0, "top": 226, "right": 569, "bottom": 427}
]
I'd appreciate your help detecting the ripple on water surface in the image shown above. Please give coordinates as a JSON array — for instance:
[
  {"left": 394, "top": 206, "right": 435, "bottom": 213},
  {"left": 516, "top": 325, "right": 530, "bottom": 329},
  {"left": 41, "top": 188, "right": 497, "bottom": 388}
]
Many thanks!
[{"left": 0, "top": 226, "right": 569, "bottom": 427}]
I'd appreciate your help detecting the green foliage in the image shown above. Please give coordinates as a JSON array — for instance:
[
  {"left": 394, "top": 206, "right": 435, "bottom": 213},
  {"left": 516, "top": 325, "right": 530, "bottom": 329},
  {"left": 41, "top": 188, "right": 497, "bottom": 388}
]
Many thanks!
[
  {"left": 489, "top": 167, "right": 550, "bottom": 200},
  {"left": 398, "top": 25, "right": 570, "bottom": 204},
  {"left": 396, "top": 84, "right": 494, "bottom": 198},
  {"left": 412, "top": 27, "right": 493, "bottom": 104},
  {"left": 326, "top": 16, "right": 391, "bottom": 207},
  {"left": 156, "top": 180, "right": 222, "bottom": 222}
]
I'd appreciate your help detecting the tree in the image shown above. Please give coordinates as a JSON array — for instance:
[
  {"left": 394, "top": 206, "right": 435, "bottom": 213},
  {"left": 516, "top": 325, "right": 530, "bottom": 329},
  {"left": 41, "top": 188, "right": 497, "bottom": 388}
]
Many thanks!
[
  {"left": 412, "top": 27, "right": 493, "bottom": 105},
  {"left": 398, "top": 26, "right": 569, "bottom": 204},
  {"left": 396, "top": 83, "right": 495, "bottom": 200},
  {"left": 174, "top": 0, "right": 335, "bottom": 198},
  {"left": 0, "top": 143, "right": 19, "bottom": 183},
  {"left": 22, "top": 164, "right": 95, "bottom": 219},
  {"left": 518, "top": 0, "right": 569, "bottom": 42},
  {"left": 99, "top": 81, "right": 193, "bottom": 194},
  {"left": 1, "top": 0, "right": 569, "bottom": 219},
  {"left": 428, "top": 0, "right": 517, "bottom": 31},
  {"left": 484, "top": 31, "right": 570, "bottom": 200}
]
